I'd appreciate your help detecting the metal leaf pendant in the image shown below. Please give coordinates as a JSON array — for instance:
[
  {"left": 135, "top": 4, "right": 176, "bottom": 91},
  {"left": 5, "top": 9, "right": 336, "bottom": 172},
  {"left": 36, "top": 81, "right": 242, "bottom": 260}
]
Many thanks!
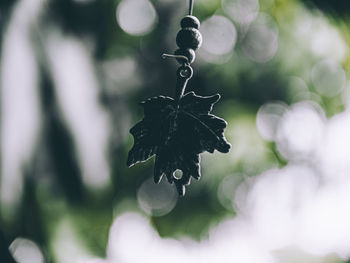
[{"left": 127, "top": 69, "right": 231, "bottom": 195}]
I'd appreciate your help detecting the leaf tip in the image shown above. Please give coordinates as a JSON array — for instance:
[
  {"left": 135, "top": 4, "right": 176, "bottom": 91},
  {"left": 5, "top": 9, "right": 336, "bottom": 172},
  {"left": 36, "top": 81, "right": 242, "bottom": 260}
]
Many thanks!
[
  {"left": 126, "top": 158, "right": 135, "bottom": 167},
  {"left": 219, "top": 141, "right": 231, "bottom": 153},
  {"left": 192, "top": 170, "right": 201, "bottom": 180},
  {"left": 154, "top": 170, "right": 163, "bottom": 184},
  {"left": 207, "top": 93, "right": 221, "bottom": 104},
  {"left": 213, "top": 93, "right": 221, "bottom": 100},
  {"left": 127, "top": 152, "right": 137, "bottom": 167},
  {"left": 175, "top": 182, "right": 185, "bottom": 196}
]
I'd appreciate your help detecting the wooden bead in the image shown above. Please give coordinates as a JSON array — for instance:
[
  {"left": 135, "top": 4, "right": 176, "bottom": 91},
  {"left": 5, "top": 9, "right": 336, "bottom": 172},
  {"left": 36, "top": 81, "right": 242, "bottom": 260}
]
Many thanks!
[
  {"left": 180, "top": 15, "right": 200, "bottom": 29},
  {"left": 176, "top": 28, "right": 202, "bottom": 50},
  {"left": 174, "top": 48, "right": 196, "bottom": 64}
]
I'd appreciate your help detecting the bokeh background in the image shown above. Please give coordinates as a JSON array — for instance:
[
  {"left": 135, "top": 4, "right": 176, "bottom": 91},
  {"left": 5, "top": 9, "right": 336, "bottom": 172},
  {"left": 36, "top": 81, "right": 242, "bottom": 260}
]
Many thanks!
[{"left": 2, "top": 0, "right": 350, "bottom": 262}]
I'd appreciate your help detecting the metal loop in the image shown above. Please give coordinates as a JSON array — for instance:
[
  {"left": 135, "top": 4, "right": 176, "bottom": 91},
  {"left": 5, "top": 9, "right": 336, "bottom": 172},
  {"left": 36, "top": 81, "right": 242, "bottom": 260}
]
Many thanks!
[{"left": 177, "top": 64, "right": 193, "bottom": 79}]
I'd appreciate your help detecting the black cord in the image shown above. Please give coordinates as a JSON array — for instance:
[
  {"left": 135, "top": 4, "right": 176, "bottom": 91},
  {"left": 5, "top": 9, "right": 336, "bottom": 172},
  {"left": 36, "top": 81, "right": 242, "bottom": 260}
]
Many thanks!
[{"left": 189, "top": 0, "right": 194, "bottom": 15}]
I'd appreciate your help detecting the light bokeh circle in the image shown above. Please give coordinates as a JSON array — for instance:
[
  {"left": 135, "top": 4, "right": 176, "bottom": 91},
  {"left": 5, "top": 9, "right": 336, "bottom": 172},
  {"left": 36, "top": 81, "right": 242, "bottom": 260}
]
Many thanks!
[
  {"left": 256, "top": 101, "right": 288, "bottom": 141},
  {"left": 137, "top": 177, "right": 178, "bottom": 216},
  {"left": 312, "top": 59, "right": 346, "bottom": 97},
  {"left": 116, "top": 0, "right": 158, "bottom": 36},
  {"left": 222, "top": 0, "right": 259, "bottom": 25},
  {"left": 241, "top": 13, "right": 278, "bottom": 63},
  {"left": 201, "top": 15, "right": 237, "bottom": 56}
]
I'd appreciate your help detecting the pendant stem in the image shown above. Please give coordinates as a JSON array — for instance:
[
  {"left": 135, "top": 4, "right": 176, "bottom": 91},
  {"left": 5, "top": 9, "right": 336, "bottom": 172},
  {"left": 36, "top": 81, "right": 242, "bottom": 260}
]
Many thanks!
[{"left": 176, "top": 65, "right": 193, "bottom": 102}]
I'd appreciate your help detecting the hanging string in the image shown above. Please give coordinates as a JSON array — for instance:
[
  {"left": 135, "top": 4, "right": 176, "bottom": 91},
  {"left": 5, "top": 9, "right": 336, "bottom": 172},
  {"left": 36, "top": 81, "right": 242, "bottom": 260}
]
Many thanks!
[{"left": 189, "top": 0, "right": 194, "bottom": 15}]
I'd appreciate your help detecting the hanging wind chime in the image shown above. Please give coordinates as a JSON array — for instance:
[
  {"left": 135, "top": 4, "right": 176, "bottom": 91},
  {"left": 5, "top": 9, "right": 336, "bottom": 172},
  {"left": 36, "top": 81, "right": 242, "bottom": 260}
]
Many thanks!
[{"left": 127, "top": 0, "right": 231, "bottom": 196}]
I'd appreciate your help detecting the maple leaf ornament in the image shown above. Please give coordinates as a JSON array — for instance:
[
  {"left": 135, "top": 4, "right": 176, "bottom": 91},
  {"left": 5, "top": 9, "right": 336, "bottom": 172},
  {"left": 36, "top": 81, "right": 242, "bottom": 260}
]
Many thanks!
[
  {"left": 127, "top": 12, "right": 231, "bottom": 196},
  {"left": 127, "top": 90, "right": 231, "bottom": 196}
]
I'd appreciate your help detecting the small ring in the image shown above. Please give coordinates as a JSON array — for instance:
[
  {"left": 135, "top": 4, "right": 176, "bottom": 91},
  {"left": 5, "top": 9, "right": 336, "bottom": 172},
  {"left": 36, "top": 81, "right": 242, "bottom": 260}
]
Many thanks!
[{"left": 177, "top": 65, "right": 193, "bottom": 79}]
